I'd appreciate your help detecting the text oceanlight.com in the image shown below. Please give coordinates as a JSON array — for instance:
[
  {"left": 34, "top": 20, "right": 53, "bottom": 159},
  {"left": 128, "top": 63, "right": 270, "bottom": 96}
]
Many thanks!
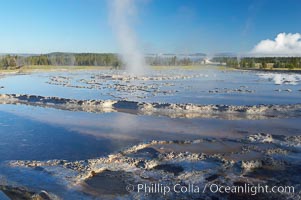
[{"left": 126, "top": 183, "right": 295, "bottom": 196}]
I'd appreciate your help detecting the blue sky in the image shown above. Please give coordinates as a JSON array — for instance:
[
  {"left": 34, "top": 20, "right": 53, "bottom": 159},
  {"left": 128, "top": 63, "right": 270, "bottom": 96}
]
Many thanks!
[{"left": 0, "top": 0, "right": 300, "bottom": 54}]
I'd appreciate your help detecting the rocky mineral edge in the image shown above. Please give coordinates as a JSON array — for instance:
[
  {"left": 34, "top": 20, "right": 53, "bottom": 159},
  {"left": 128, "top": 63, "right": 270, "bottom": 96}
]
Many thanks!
[
  {"left": 1, "top": 93, "right": 301, "bottom": 119},
  {"left": 6, "top": 133, "right": 301, "bottom": 199}
]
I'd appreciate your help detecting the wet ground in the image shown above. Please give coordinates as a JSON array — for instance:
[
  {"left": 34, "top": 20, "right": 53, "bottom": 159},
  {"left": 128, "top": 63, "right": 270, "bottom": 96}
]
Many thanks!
[
  {"left": 1, "top": 67, "right": 301, "bottom": 105},
  {"left": 0, "top": 66, "right": 301, "bottom": 199}
]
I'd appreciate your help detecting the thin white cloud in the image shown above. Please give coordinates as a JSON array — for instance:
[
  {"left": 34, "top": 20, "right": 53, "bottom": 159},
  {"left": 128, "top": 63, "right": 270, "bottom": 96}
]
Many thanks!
[{"left": 250, "top": 32, "right": 301, "bottom": 56}]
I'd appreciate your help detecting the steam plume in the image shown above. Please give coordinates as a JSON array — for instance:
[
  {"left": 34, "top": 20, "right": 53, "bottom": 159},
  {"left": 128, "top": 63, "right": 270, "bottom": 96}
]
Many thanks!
[{"left": 109, "top": 0, "right": 147, "bottom": 75}]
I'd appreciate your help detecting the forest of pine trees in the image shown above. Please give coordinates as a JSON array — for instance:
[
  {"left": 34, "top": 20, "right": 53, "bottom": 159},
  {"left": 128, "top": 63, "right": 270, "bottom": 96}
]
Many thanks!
[
  {"left": 0, "top": 53, "right": 121, "bottom": 70},
  {"left": 0, "top": 53, "right": 202, "bottom": 70},
  {"left": 212, "top": 57, "right": 301, "bottom": 69},
  {"left": 2, "top": 53, "right": 299, "bottom": 70}
]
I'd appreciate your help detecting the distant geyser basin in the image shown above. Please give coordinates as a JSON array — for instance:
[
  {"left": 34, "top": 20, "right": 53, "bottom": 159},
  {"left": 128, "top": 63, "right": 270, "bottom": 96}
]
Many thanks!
[
  {"left": 0, "top": 66, "right": 301, "bottom": 199},
  {"left": 0, "top": 67, "right": 301, "bottom": 105}
]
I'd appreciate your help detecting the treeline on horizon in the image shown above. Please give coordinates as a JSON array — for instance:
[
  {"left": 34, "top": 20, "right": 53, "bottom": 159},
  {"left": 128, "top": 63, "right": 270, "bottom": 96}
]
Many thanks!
[
  {"left": 0, "top": 53, "right": 203, "bottom": 70},
  {"left": 2, "top": 53, "right": 300, "bottom": 70},
  {"left": 212, "top": 57, "right": 301, "bottom": 69},
  {"left": 0, "top": 53, "right": 119, "bottom": 70}
]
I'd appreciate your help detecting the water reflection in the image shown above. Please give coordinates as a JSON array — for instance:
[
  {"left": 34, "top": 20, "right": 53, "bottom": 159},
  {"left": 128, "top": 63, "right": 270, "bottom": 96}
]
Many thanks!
[
  {"left": 1, "top": 104, "right": 301, "bottom": 162},
  {"left": 1, "top": 68, "right": 301, "bottom": 105}
]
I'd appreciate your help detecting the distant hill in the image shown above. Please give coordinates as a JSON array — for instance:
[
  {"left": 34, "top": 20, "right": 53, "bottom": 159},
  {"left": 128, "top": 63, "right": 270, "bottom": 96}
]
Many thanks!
[
  {"left": 213, "top": 52, "right": 237, "bottom": 57},
  {"left": 146, "top": 53, "right": 207, "bottom": 58},
  {"left": 1, "top": 52, "right": 207, "bottom": 57},
  {"left": 0, "top": 53, "right": 38, "bottom": 57}
]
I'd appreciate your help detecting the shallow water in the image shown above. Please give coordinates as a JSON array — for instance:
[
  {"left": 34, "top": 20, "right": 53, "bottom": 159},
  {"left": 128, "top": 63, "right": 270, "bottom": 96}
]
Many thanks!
[
  {"left": 0, "top": 67, "right": 300, "bottom": 105},
  {"left": 0, "top": 67, "right": 301, "bottom": 199},
  {"left": 0, "top": 67, "right": 301, "bottom": 160},
  {"left": 0, "top": 103, "right": 301, "bottom": 162}
]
